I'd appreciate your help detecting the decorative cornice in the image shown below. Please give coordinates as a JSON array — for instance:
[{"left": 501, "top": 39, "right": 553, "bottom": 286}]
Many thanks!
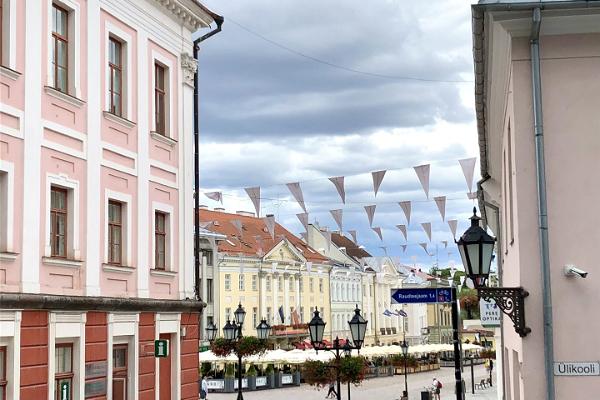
[
  {"left": 180, "top": 52, "right": 197, "bottom": 87},
  {"left": 153, "top": 0, "right": 214, "bottom": 31}
]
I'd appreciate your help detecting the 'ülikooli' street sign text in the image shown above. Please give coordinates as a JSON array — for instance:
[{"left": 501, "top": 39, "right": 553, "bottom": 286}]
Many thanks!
[{"left": 554, "top": 362, "right": 599, "bottom": 376}]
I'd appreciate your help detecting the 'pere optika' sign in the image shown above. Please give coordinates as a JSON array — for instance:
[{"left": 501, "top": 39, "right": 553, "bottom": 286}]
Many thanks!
[{"left": 554, "top": 362, "right": 599, "bottom": 376}]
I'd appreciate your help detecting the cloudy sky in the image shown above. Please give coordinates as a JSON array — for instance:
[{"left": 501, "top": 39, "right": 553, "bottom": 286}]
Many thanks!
[{"left": 196, "top": 0, "right": 480, "bottom": 270}]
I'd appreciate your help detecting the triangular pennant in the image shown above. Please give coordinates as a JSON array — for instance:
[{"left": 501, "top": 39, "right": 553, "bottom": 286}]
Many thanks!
[
  {"left": 396, "top": 224, "right": 407, "bottom": 241},
  {"left": 400, "top": 244, "right": 407, "bottom": 253},
  {"left": 434, "top": 196, "right": 446, "bottom": 221},
  {"left": 419, "top": 242, "right": 429, "bottom": 255},
  {"left": 442, "top": 240, "right": 448, "bottom": 249},
  {"left": 372, "top": 227, "right": 383, "bottom": 241},
  {"left": 296, "top": 213, "right": 309, "bottom": 232},
  {"left": 448, "top": 219, "right": 458, "bottom": 239},
  {"left": 371, "top": 170, "right": 387, "bottom": 197},
  {"left": 300, "top": 232, "right": 307, "bottom": 241},
  {"left": 231, "top": 220, "right": 243, "bottom": 237},
  {"left": 413, "top": 164, "right": 431, "bottom": 199},
  {"left": 254, "top": 235, "right": 264, "bottom": 255},
  {"left": 328, "top": 176, "right": 346, "bottom": 204},
  {"left": 204, "top": 191, "right": 223, "bottom": 204},
  {"left": 286, "top": 182, "right": 307, "bottom": 213},
  {"left": 244, "top": 187, "right": 261, "bottom": 217},
  {"left": 421, "top": 222, "right": 432, "bottom": 242},
  {"left": 364, "top": 205, "right": 376, "bottom": 226},
  {"left": 467, "top": 192, "right": 478, "bottom": 200},
  {"left": 348, "top": 230, "right": 358, "bottom": 244},
  {"left": 323, "top": 230, "right": 332, "bottom": 251},
  {"left": 379, "top": 246, "right": 388, "bottom": 256},
  {"left": 399, "top": 201, "right": 411, "bottom": 225},
  {"left": 330, "top": 209, "right": 343, "bottom": 232},
  {"left": 263, "top": 215, "right": 276, "bottom": 240},
  {"left": 459, "top": 157, "right": 477, "bottom": 193}
]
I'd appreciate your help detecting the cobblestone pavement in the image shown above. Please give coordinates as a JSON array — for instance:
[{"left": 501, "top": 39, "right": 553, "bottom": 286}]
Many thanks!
[{"left": 206, "top": 364, "right": 498, "bottom": 400}]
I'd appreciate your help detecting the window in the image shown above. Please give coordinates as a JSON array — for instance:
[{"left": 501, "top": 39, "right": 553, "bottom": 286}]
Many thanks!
[
  {"left": 251, "top": 275, "right": 257, "bottom": 291},
  {"left": 252, "top": 307, "right": 258, "bottom": 328},
  {"left": 224, "top": 274, "right": 231, "bottom": 291},
  {"left": 0, "top": 346, "right": 6, "bottom": 400},
  {"left": 278, "top": 276, "right": 283, "bottom": 292},
  {"left": 108, "top": 201, "right": 122, "bottom": 265},
  {"left": 266, "top": 307, "right": 271, "bottom": 323},
  {"left": 206, "top": 279, "right": 213, "bottom": 302},
  {"left": 50, "top": 187, "right": 67, "bottom": 258},
  {"left": 239, "top": 274, "right": 245, "bottom": 291},
  {"left": 154, "top": 211, "right": 167, "bottom": 270},
  {"left": 0, "top": 170, "right": 9, "bottom": 252},
  {"left": 154, "top": 63, "right": 166, "bottom": 135},
  {"left": 55, "top": 344, "right": 73, "bottom": 400},
  {"left": 108, "top": 37, "right": 123, "bottom": 116},
  {"left": 201, "top": 249, "right": 213, "bottom": 266},
  {"left": 319, "top": 278, "right": 324, "bottom": 293},
  {"left": 225, "top": 308, "right": 231, "bottom": 321},
  {"left": 51, "top": 4, "right": 69, "bottom": 93},
  {"left": 265, "top": 276, "right": 271, "bottom": 291},
  {"left": 309, "top": 278, "right": 314, "bottom": 292},
  {"left": 112, "top": 344, "right": 128, "bottom": 400}
]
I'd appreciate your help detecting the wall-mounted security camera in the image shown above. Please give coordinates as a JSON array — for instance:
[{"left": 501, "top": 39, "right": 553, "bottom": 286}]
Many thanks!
[{"left": 564, "top": 265, "right": 588, "bottom": 279}]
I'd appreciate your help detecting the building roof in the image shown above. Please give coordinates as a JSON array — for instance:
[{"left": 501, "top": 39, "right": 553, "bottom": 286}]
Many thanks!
[
  {"left": 330, "top": 232, "right": 372, "bottom": 260},
  {"left": 199, "top": 209, "right": 328, "bottom": 263}
]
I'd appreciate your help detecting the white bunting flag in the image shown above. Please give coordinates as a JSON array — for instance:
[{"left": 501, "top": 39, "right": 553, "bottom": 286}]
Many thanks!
[
  {"left": 254, "top": 235, "right": 264, "bottom": 254},
  {"left": 306, "top": 262, "right": 312, "bottom": 273},
  {"left": 400, "top": 244, "right": 407, "bottom": 253},
  {"left": 372, "top": 227, "right": 383, "bottom": 241},
  {"left": 330, "top": 209, "right": 343, "bottom": 232},
  {"left": 413, "top": 164, "right": 431, "bottom": 199},
  {"left": 459, "top": 157, "right": 477, "bottom": 193},
  {"left": 379, "top": 246, "right": 388, "bottom": 255},
  {"left": 364, "top": 205, "right": 376, "bottom": 226},
  {"left": 286, "top": 182, "right": 307, "bottom": 213},
  {"left": 421, "top": 222, "right": 432, "bottom": 242},
  {"left": 448, "top": 219, "right": 458, "bottom": 239},
  {"left": 419, "top": 242, "right": 429, "bottom": 255},
  {"left": 348, "top": 230, "right": 358, "bottom": 244},
  {"left": 204, "top": 191, "right": 223, "bottom": 204},
  {"left": 231, "top": 220, "right": 243, "bottom": 237},
  {"left": 442, "top": 240, "right": 448, "bottom": 249},
  {"left": 371, "top": 170, "right": 387, "bottom": 197},
  {"left": 296, "top": 213, "right": 309, "bottom": 232},
  {"left": 396, "top": 224, "right": 408, "bottom": 241},
  {"left": 399, "top": 201, "right": 411, "bottom": 225},
  {"left": 244, "top": 187, "right": 261, "bottom": 217},
  {"left": 300, "top": 232, "right": 307, "bottom": 241},
  {"left": 263, "top": 215, "right": 276, "bottom": 239},
  {"left": 323, "top": 230, "right": 332, "bottom": 251},
  {"left": 434, "top": 196, "right": 446, "bottom": 221},
  {"left": 328, "top": 176, "right": 346, "bottom": 204},
  {"left": 467, "top": 192, "right": 478, "bottom": 200}
]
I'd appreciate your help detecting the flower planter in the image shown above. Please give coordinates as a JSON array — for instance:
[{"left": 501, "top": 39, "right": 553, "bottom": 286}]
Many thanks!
[
  {"left": 224, "top": 377, "right": 235, "bottom": 393},
  {"left": 293, "top": 371, "right": 301, "bottom": 385},
  {"left": 266, "top": 373, "right": 275, "bottom": 389},
  {"left": 248, "top": 376, "right": 257, "bottom": 391},
  {"left": 275, "top": 371, "right": 283, "bottom": 387}
]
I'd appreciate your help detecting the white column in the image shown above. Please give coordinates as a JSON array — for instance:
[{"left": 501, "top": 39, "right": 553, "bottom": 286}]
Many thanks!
[
  {"left": 283, "top": 273, "right": 290, "bottom": 324},
  {"left": 295, "top": 274, "right": 300, "bottom": 311},
  {"left": 260, "top": 272, "right": 266, "bottom": 319},
  {"left": 85, "top": 0, "right": 101, "bottom": 296},
  {"left": 272, "top": 273, "right": 278, "bottom": 324},
  {"left": 137, "top": 31, "right": 150, "bottom": 298},
  {"left": 21, "top": 0, "right": 44, "bottom": 293}
]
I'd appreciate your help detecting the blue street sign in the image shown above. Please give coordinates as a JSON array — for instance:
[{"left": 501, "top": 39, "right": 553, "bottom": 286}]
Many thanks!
[{"left": 391, "top": 288, "right": 454, "bottom": 304}]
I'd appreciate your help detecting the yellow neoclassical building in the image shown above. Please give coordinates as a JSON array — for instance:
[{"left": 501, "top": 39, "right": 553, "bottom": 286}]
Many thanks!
[{"left": 199, "top": 209, "right": 332, "bottom": 348}]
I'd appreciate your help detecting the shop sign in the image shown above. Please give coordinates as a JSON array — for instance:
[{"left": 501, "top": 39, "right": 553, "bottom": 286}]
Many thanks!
[{"left": 480, "top": 298, "right": 501, "bottom": 326}]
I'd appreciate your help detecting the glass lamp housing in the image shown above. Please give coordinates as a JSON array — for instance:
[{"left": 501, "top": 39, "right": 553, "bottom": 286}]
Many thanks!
[
  {"left": 308, "top": 307, "right": 326, "bottom": 346},
  {"left": 256, "top": 319, "right": 271, "bottom": 340},
  {"left": 206, "top": 321, "right": 218, "bottom": 342},
  {"left": 457, "top": 207, "right": 496, "bottom": 288},
  {"left": 348, "top": 306, "right": 367, "bottom": 349},
  {"left": 234, "top": 303, "right": 246, "bottom": 326}
]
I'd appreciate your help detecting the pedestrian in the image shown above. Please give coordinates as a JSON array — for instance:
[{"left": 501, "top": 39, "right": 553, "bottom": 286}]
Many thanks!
[
  {"left": 200, "top": 376, "right": 208, "bottom": 400},
  {"left": 432, "top": 377, "right": 442, "bottom": 400},
  {"left": 489, "top": 359, "right": 494, "bottom": 372},
  {"left": 325, "top": 381, "right": 338, "bottom": 399}
]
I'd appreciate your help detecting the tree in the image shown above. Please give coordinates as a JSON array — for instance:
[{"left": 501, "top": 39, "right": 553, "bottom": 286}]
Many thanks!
[{"left": 459, "top": 288, "right": 480, "bottom": 319}]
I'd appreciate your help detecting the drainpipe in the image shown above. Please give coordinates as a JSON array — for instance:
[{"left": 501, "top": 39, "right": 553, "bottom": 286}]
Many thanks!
[
  {"left": 193, "top": 16, "right": 224, "bottom": 301},
  {"left": 530, "top": 8, "right": 555, "bottom": 400}
]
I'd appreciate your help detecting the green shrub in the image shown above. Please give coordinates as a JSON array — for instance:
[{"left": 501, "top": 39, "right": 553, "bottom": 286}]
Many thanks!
[
  {"left": 201, "top": 362, "right": 212, "bottom": 377},
  {"left": 225, "top": 363, "right": 235, "bottom": 378},
  {"left": 265, "top": 364, "right": 274, "bottom": 374},
  {"left": 247, "top": 364, "right": 257, "bottom": 376}
]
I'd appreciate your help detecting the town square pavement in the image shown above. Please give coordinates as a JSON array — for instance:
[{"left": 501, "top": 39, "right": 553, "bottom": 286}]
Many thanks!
[{"left": 207, "top": 364, "right": 497, "bottom": 400}]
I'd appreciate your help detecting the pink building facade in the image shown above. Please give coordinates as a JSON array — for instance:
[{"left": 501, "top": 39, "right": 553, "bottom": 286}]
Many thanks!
[
  {"left": 0, "top": 0, "right": 220, "bottom": 399},
  {"left": 473, "top": 1, "right": 600, "bottom": 399}
]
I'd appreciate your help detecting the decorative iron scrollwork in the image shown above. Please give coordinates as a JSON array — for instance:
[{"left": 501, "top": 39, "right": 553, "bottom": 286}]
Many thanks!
[{"left": 478, "top": 287, "right": 531, "bottom": 337}]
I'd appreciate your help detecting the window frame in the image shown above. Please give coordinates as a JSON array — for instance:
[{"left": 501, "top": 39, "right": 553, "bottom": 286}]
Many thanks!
[
  {"left": 108, "top": 36, "right": 123, "bottom": 117},
  {"left": 251, "top": 275, "right": 257, "bottom": 291},
  {"left": 151, "top": 50, "right": 174, "bottom": 138},
  {"left": 206, "top": 278, "right": 213, "bottom": 302},
  {"left": 54, "top": 343, "right": 74, "bottom": 400},
  {"left": 104, "top": 22, "right": 132, "bottom": 119},
  {"left": 107, "top": 200, "right": 123, "bottom": 265},
  {"left": 238, "top": 273, "right": 245, "bottom": 291},
  {"left": 50, "top": 186, "right": 68, "bottom": 258},
  {"left": 45, "top": 174, "right": 80, "bottom": 260},
  {"left": 47, "top": 0, "right": 80, "bottom": 97},
  {"left": 154, "top": 62, "right": 166, "bottom": 135},
  {"left": 51, "top": 3, "right": 69, "bottom": 93},
  {"left": 0, "top": 346, "right": 6, "bottom": 400},
  {"left": 112, "top": 343, "right": 128, "bottom": 400},
  {"left": 0, "top": 162, "right": 14, "bottom": 253},
  {"left": 1, "top": 0, "right": 17, "bottom": 70},
  {"left": 154, "top": 211, "right": 167, "bottom": 270},
  {"left": 224, "top": 274, "right": 231, "bottom": 291}
]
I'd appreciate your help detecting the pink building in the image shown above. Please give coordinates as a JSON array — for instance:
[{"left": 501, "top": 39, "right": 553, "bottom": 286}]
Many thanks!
[
  {"left": 0, "top": 1, "right": 221, "bottom": 399},
  {"left": 473, "top": 1, "right": 600, "bottom": 399}
]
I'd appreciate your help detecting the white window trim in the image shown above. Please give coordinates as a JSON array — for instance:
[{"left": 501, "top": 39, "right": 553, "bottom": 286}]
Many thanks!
[
  {"left": 150, "top": 50, "right": 174, "bottom": 137},
  {"left": 0, "top": 160, "right": 14, "bottom": 252},
  {"left": 0, "top": 103, "right": 24, "bottom": 139},
  {"left": 0, "top": 311, "right": 21, "bottom": 400},
  {"left": 46, "top": 0, "right": 81, "bottom": 98},
  {"left": 104, "top": 21, "right": 133, "bottom": 119},
  {"left": 48, "top": 312, "right": 86, "bottom": 400},
  {"left": 105, "top": 190, "right": 132, "bottom": 266},
  {"left": 155, "top": 313, "right": 181, "bottom": 400},
  {"left": 107, "top": 313, "right": 139, "bottom": 400},
  {"left": 45, "top": 173, "right": 80, "bottom": 259},
  {"left": 1, "top": 0, "right": 17, "bottom": 70},
  {"left": 151, "top": 201, "right": 174, "bottom": 271}
]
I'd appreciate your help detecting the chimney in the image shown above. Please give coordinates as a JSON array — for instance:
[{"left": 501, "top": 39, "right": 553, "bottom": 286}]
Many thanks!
[
  {"left": 236, "top": 211, "right": 255, "bottom": 217},
  {"left": 266, "top": 214, "right": 274, "bottom": 217},
  {"left": 214, "top": 207, "right": 225, "bottom": 211}
]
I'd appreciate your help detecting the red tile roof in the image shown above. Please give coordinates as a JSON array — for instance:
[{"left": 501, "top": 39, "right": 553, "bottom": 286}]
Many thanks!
[
  {"left": 199, "top": 209, "right": 328, "bottom": 263},
  {"left": 330, "top": 232, "right": 371, "bottom": 259}
]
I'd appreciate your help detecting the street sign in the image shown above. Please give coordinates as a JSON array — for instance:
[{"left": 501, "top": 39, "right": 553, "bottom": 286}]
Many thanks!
[
  {"left": 554, "top": 362, "right": 600, "bottom": 376},
  {"left": 60, "top": 381, "right": 70, "bottom": 400},
  {"left": 154, "top": 339, "right": 169, "bottom": 358},
  {"left": 480, "top": 298, "right": 501, "bottom": 326},
  {"left": 390, "top": 288, "right": 453, "bottom": 304}
]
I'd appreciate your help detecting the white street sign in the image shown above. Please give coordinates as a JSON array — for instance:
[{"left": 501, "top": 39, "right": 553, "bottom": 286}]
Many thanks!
[
  {"left": 479, "top": 298, "right": 501, "bottom": 326},
  {"left": 554, "top": 362, "right": 600, "bottom": 376}
]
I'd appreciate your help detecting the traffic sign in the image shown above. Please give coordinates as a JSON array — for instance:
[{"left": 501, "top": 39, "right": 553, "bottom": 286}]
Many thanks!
[
  {"left": 390, "top": 288, "right": 453, "bottom": 304},
  {"left": 154, "top": 339, "right": 169, "bottom": 358}
]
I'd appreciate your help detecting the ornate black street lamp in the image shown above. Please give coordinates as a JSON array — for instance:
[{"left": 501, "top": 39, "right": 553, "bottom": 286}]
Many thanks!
[
  {"left": 457, "top": 208, "right": 531, "bottom": 337},
  {"left": 308, "top": 305, "right": 368, "bottom": 400},
  {"left": 400, "top": 339, "right": 409, "bottom": 399},
  {"left": 206, "top": 303, "right": 271, "bottom": 400}
]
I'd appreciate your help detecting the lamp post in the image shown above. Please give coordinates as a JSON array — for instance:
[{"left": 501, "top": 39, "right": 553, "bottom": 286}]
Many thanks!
[
  {"left": 343, "top": 340, "right": 352, "bottom": 400},
  {"left": 400, "top": 338, "right": 409, "bottom": 400},
  {"left": 206, "top": 303, "right": 271, "bottom": 400},
  {"left": 456, "top": 208, "right": 531, "bottom": 337},
  {"left": 308, "top": 305, "right": 368, "bottom": 400}
]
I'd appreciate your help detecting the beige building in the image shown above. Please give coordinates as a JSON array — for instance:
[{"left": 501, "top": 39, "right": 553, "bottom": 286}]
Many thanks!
[
  {"left": 473, "top": 1, "right": 600, "bottom": 399},
  {"left": 199, "top": 209, "right": 332, "bottom": 348}
]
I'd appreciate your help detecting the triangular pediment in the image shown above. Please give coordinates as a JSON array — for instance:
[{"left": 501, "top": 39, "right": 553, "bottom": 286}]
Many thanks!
[{"left": 263, "top": 239, "right": 306, "bottom": 263}]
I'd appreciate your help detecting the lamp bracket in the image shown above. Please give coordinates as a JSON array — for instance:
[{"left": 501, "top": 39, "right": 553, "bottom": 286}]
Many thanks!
[{"left": 477, "top": 286, "right": 531, "bottom": 337}]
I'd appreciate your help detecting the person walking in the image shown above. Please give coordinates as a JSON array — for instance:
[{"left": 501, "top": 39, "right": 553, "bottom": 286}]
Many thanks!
[
  {"left": 325, "top": 381, "right": 338, "bottom": 399},
  {"left": 432, "top": 377, "right": 442, "bottom": 400},
  {"left": 200, "top": 376, "right": 208, "bottom": 400}
]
